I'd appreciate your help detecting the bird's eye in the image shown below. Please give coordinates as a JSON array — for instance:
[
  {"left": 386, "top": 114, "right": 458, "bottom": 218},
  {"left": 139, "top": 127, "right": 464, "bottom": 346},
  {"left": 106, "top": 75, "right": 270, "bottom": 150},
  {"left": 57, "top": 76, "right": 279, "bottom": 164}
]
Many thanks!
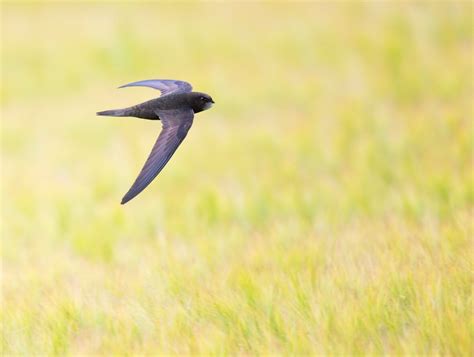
[{"left": 200, "top": 97, "right": 206, "bottom": 101}]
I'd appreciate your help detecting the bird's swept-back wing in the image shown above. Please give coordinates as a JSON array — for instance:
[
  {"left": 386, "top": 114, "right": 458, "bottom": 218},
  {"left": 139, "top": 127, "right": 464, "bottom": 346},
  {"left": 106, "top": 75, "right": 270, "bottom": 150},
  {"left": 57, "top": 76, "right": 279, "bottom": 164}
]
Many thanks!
[
  {"left": 118, "top": 79, "right": 192, "bottom": 97},
  {"left": 121, "top": 109, "right": 194, "bottom": 204}
]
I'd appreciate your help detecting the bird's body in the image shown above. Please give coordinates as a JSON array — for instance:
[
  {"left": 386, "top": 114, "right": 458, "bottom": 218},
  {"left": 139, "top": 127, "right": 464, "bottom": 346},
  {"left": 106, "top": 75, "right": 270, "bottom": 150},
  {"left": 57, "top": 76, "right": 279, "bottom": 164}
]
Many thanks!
[
  {"left": 98, "top": 91, "right": 213, "bottom": 120},
  {"left": 97, "top": 79, "right": 214, "bottom": 204}
]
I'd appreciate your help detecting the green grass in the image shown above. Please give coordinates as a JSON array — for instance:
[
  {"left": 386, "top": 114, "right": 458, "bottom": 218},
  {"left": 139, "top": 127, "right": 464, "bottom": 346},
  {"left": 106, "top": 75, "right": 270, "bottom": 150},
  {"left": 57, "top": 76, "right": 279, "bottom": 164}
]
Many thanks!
[{"left": 1, "top": 2, "right": 472, "bottom": 355}]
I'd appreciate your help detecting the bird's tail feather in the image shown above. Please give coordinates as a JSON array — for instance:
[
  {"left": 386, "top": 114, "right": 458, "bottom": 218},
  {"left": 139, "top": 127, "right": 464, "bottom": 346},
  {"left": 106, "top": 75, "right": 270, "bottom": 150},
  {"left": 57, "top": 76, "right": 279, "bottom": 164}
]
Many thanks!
[{"left": 96, "top": 108, "right": 130, "bottom": 117}]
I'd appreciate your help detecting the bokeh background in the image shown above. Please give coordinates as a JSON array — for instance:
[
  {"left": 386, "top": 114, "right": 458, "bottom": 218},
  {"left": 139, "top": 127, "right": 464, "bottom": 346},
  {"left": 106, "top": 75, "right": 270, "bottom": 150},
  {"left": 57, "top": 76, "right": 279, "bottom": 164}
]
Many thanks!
[{"left": 2, "top": 2, "right": 472, "bottom": 354}]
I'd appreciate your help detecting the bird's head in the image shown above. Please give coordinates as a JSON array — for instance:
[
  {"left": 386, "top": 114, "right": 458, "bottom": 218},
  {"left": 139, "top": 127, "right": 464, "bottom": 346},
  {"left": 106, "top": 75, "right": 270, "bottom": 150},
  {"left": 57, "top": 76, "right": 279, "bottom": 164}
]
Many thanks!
[{"left": 189, "top": 92, "right": 215, "bottom": 113}]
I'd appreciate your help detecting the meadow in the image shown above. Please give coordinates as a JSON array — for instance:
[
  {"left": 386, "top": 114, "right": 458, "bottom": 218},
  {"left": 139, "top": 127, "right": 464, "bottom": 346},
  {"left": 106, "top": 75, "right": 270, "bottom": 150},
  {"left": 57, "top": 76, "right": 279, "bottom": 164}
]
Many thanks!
[{"left": 1, "top": 2, "right": 472, "bottom": 355}]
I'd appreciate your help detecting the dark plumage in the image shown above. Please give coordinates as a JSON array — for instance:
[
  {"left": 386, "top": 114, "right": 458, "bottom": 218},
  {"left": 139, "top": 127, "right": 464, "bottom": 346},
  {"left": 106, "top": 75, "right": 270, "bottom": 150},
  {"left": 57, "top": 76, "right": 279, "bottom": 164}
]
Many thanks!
[{"left": 97, "top": 79, "right": 214, "bottom": 204}]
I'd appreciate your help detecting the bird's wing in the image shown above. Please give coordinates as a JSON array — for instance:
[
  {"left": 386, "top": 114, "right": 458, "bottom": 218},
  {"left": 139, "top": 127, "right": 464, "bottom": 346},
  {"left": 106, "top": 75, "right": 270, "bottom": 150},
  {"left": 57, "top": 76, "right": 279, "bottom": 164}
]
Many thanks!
[
  {"left": 118, "top": 79, "right": 192, "bottom": 97},
  {"left": 121, "top": 109, "right": 194, "bottom": 204}
]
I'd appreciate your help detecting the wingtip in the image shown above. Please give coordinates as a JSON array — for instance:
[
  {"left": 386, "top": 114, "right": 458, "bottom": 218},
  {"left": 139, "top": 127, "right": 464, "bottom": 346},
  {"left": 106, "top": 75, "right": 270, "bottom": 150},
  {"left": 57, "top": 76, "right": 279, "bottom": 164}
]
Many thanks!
[
  {"left": 121, "top": 193, "right": 134, "bottom": 205},
  {"left": 118, "top": 82, "right": 136, "bottom": 89},
  {"left": 117, "top": 81, "right": 145, "bottom": 89}
]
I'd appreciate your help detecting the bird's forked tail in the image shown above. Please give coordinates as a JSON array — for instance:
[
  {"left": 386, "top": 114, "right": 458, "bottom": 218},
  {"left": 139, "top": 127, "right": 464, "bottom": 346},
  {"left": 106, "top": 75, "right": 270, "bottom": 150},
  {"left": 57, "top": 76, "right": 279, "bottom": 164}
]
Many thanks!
[{"left": 96, "top": 108, "right": 130, "bottom": 117}]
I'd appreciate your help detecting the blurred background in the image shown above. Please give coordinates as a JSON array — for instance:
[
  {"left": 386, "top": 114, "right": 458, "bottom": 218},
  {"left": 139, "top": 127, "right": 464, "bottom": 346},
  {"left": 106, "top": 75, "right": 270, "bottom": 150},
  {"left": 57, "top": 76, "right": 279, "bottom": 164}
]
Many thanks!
[{"left": 2, "top": 2, "right": 472, "bottom": 354}]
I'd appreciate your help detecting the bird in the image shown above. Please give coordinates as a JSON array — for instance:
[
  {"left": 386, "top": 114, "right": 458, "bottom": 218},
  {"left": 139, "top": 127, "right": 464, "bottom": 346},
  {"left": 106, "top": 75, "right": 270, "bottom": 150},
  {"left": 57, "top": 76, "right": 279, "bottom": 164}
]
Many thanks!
[{"left": 97, "top": 79, "right": 214, "bottom": 204}]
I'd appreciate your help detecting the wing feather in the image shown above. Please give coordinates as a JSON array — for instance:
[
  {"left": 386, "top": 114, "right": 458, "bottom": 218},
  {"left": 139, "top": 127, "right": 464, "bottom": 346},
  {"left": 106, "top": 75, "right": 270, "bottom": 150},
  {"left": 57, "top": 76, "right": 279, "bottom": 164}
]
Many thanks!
[
  {"left": 118, "top": 79, "right": 192, "bottom": 96},
  {"left": 121, "top": 109, "right": 194, "bottom": 204}
]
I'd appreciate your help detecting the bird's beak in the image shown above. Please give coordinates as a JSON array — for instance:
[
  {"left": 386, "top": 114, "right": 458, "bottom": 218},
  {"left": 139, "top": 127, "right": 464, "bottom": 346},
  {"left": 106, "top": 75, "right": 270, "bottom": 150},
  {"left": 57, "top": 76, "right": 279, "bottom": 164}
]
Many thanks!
[{"left": 211, "top": 99, "right": 215, "bottom": 103}]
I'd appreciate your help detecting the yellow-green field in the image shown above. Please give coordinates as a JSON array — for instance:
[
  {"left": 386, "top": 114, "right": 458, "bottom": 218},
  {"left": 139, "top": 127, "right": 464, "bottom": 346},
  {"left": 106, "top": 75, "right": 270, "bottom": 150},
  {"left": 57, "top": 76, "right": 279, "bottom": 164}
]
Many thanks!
[{"left": 2, "top": 2, "right": 472, "bottom": 355}]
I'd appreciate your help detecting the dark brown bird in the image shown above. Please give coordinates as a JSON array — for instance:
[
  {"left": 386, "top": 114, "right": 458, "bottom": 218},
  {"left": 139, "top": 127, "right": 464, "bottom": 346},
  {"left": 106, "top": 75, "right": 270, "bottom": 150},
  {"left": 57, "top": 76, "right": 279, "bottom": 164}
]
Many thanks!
[{"left": 97, "top": 79, "right": 214, "bottom": 204}]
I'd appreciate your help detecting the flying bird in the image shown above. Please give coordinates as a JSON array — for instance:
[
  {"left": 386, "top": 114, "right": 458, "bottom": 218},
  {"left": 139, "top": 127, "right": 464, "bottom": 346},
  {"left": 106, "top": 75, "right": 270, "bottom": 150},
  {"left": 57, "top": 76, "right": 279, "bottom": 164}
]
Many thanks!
[{"left": 97, "top": 79, "right": 214, "bottom": 204}]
